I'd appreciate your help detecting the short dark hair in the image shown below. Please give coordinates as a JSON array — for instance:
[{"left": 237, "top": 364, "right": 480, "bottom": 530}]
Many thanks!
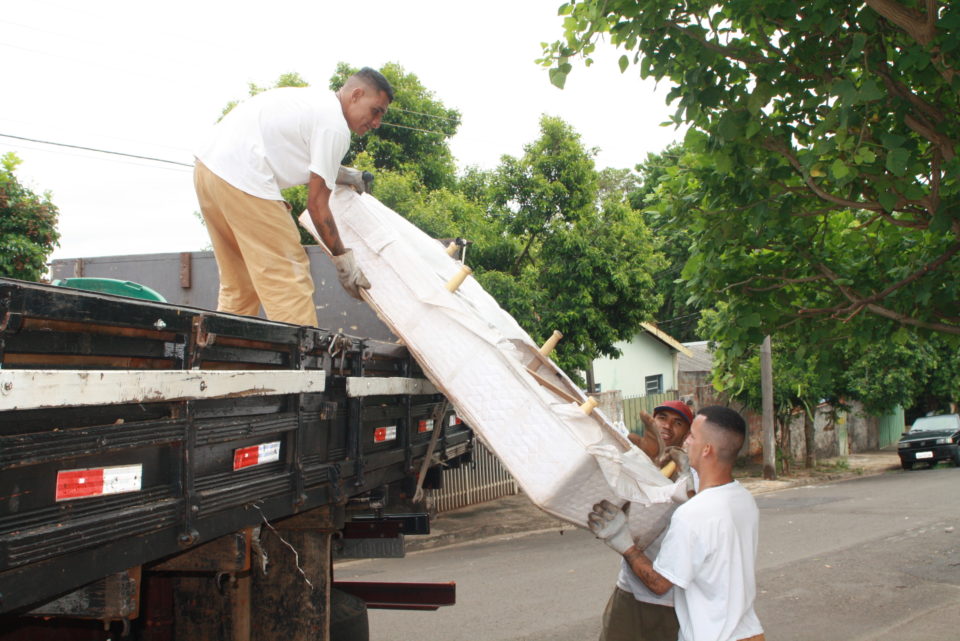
[
  {"left": 354, "top": 67, "right": 394, "bottom": 102},
  {"left": 697, "top": 405, "right": 746, "bottom": 462}
]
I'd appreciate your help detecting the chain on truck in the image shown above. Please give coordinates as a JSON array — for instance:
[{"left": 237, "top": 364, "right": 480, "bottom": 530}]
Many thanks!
[{"left": 0, "top": 244, "right": 475, "bottom": 640}]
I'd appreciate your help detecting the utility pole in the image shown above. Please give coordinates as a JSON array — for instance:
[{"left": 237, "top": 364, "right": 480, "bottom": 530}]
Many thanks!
[{"left": 761, "top": 335, "right": 776, "bottom": 480}]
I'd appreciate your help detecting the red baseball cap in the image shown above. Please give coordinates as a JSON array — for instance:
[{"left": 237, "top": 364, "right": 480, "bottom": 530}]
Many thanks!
[{"left": 653, "top": 400, "right": 694, "bottom": 425}]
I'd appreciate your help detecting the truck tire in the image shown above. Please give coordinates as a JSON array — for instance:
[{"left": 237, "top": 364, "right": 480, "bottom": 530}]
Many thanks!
[{"left": 330, "top": 588, "right": 369, "bottom": 641}]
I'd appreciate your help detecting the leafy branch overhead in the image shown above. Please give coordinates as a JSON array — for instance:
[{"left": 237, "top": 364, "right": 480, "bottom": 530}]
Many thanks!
[{"left": 541, "top": 0, "right": 960, "bottom": 340}]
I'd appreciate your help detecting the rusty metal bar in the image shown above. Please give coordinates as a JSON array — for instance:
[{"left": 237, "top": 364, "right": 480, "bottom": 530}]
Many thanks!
[{"left": 332, "top": 581, "right": 456, "bottom": 610}]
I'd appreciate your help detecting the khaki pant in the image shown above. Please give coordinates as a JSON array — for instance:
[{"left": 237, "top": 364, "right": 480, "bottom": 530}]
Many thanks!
[
  {"left": 194, "top": 161, "right": 318, "bottom": 327},
  {"left": 600, "top": 587, "right": 679, "bottom": 641}
]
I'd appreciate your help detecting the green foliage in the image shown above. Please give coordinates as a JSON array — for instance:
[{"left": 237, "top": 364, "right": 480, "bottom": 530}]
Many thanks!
[
  {"left": 0, "top": 152, "right": 60, "bottom": 281},
  {"left": 541, "top": 1, "right": 960, "bottom": 343},
  {"left": 481, "top": 117, "right": 664, "bottom": 377},
  {"left": 632, "top": 145, "right": 702, "bottom": 341}
]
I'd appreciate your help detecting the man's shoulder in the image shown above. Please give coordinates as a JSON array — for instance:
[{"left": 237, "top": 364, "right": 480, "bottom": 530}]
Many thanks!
[{"left": 677, "top": 482, "right": 754, "bottom": 516}]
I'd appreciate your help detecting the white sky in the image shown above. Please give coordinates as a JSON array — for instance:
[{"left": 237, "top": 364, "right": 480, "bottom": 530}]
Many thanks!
[{"left": 1, "top": 0, "right": 683, "bottom": 262}]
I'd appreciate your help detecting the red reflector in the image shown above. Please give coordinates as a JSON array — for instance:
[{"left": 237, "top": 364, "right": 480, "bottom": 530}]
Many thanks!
[
  {"left": 374, "top": 426, "right": 397, "bottom": 443},
  {"left": 55, "top": 465, "right": 142, "bottom": 501},
  {"left": 233, "top": 441, "right": 281, "bottom": 471},
  {"left": 418, "top": 419, "right": 434, "bottom": 433}
]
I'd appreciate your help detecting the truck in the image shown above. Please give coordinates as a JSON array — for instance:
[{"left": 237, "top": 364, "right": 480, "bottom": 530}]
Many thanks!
[{"left": 0, "top": 245, "right": 476, "bottom": 640}]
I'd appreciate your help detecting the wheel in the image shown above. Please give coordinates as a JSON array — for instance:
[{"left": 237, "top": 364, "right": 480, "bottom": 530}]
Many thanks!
[
  {"left": 330, "top": 587, "right": 369, "bottom": 641},
  {"left": 952, "top": 449, "right": 960, "bottom": 468},
  {"left": 900, "top": 459, "right": 913, "bottom": 471}
]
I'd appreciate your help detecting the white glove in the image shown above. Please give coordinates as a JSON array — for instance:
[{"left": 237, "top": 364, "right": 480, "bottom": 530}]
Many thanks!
[
  {"left": 331, "top": 249, "right": 371, "bottom": 300},
  {"left": 336, "top": 166, "right": 373, "bottom": 194},
  {"left": 587, "top": 500, "right": 634, "bottom": 555}
]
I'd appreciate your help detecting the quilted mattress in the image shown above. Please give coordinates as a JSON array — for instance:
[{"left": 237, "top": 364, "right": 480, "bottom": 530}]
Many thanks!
[{"left": 301, "top": 188, "right": 689, "bottom": 546}]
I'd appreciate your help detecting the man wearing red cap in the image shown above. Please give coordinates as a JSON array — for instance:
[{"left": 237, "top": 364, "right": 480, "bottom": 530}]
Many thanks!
[{"left": 599, "top": 399, "right": 695, "bottom": 641}]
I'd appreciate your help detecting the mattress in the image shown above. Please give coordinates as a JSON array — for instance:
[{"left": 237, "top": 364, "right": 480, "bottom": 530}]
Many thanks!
[{"left": 300, "top": 188, "right": 689, "bottom": 546}]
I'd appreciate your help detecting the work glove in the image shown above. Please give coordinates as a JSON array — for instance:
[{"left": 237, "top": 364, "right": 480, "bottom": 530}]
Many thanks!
[
  {"left": 336, "top": 166, "right": 374, "bottom": 194},
  {"left": 331, "top": 249, "right": 371, "bottom": 300},
  {"left": 587, "top": 500, "right": 634, "bottom": 555}
]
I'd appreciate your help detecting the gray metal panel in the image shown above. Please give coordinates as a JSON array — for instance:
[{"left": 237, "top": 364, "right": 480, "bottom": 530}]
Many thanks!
[{"left": 50, "top": 247, "right": 399, "bottom": 341}]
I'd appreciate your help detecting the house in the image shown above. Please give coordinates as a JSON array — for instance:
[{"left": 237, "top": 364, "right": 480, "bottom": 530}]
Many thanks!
[{"left": 591, "top": 323, "right": 691, "bottom": 398}]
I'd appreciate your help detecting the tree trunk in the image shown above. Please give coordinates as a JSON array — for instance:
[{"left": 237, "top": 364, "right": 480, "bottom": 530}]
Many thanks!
[
  {"left": 761, "top": 336, "right": 776, "bottom": 480},
  {"left": 804, "top": 408, "right": 817, "bottom": 468}
]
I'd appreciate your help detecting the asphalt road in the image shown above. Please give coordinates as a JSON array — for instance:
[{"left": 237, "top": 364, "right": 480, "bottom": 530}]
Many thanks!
[{"left": 336, "top": 465, "right": 960, "bottom": 640}]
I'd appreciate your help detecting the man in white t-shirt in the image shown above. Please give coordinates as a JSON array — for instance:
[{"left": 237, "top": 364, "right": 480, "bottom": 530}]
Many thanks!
[
  {"left": 600, "top": 400, "right": 695, "bottom": 641},
  {"left": 193, "top": 67, "right": 393, "bottom": 326},
  {"left": 589, "top": 406, "right": 764, "bottom": 641}
]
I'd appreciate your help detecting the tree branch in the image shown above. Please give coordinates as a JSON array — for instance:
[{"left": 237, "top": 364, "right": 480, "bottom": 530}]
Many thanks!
[
  {"left": 764, "top": 139, "right": 886, "bottom": 212},
  {"left": 864, "top": 0, "right": 937, "bottom": 45},
  {"left": 870, "top": 240, "right": 960, "bottom": 303},
  {"left": 865, "top": 303, "right": 960, "bottom": 334}
]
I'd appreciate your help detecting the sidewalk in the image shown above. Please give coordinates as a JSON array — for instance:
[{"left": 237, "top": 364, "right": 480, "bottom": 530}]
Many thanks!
[{"left": 405, "top": 450, "right": 902, "bottom": 553}]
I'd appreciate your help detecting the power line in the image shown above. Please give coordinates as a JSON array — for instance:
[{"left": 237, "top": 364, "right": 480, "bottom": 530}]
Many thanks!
[
  {"left": 655, "top": 310, "right": 703, "bottom": 326},
  {"left": 390, "top": 106, "right": 460, "bottom": 124},
  {"left": 0, "top": 133, "right": 193, "bottom": 168},
  {"left": 379, "top": 121, "right": 452, "bottom": 136}
]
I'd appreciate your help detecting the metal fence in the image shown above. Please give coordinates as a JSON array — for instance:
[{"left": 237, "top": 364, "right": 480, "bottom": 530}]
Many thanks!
[
  {"left": 433, "top": 437, "right": 519, "bottom": 513},
  {"left": 432, "top": 391, "right": 679, "bottom": 513}
]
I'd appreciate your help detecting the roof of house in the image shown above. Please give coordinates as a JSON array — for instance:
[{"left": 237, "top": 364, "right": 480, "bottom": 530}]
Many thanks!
[
  {"left": 640, "top": 322, "right": 693, "bottom": 357},
  {"left": 678, "top": 340, "right": 713, "bottom": 372}
]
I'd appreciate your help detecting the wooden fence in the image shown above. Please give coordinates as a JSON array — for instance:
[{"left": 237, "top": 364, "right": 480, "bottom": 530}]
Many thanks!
[{"left": 622, "top": 392, "right": 678, "bottom": 433}]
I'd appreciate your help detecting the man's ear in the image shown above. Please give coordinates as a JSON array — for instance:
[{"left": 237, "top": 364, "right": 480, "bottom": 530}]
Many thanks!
[{"left": 350, "top": 86, "right": 365, "bottom": 102}]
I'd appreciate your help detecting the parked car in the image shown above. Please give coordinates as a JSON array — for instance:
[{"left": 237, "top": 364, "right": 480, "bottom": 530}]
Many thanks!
[{"left": 897, "top": 414, "right": 960, "bottom": 470}]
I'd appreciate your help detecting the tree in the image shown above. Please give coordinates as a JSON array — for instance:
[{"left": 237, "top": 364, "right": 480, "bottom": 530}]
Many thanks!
[
  {"left": 631, "top": 145, "right": 703, "bottom": 342},
  {"left": 484, "top": 116, "right": 666, "bottom": 377},
  {"left": 541, "top": 1, "right": 960, "bottom": 341},
  {"left": 0, "top": 153, "right": 60, "bottom": 281}
]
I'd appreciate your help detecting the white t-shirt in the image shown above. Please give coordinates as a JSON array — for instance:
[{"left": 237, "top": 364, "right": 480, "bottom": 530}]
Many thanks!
[
  {"left": 653, "top": 481, "right": 763, "bottom": 641},
  {"left": 617, "top": 468, "right": 699, "bottom": 607},
  {"left": 195, "top": 87, "right": 350, "bottom": 200}
]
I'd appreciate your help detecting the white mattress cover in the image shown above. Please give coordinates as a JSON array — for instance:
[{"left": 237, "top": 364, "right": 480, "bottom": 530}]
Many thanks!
[{"left": 301, "top": 189, "right": 689, "bottom": 545}]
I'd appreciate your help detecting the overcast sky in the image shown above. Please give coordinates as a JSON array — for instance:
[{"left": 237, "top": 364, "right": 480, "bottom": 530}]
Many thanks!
[{"left": 2, "top": 0, "right": 683, "bottom": 263}]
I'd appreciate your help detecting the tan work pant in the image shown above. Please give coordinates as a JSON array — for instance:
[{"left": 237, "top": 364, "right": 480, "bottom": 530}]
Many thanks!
[{"left": 194, "top": 161, "right": 318, "bottom": 327}]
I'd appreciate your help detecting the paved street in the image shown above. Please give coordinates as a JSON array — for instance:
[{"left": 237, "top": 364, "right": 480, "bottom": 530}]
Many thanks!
[{"left": 336, "top": 465, "right": 960, "bottom": 640}]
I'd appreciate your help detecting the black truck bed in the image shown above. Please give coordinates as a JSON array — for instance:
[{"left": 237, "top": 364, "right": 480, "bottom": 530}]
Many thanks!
[{"left": 0, "top": 278, "right": 470, "bottom": 614}]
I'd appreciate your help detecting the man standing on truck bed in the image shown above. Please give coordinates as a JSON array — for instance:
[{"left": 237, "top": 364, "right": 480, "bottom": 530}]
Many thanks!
[
  {"left": 193, "top": 67, "right": 394, "bottom": 326},
  {"left": 600, "top": 400, "right": 695, "bottom": 641}
]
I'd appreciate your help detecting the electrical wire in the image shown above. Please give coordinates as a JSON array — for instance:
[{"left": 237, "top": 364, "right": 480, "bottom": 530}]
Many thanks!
[
  {"left": 0, "top": 133, "right": 193, "bottom": 168},
  {"left": 389, "top": 106, "right": 461, "bottom": 123},
  {"left": 379, "top": 122, "right": 452, "bottom": 136}
]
